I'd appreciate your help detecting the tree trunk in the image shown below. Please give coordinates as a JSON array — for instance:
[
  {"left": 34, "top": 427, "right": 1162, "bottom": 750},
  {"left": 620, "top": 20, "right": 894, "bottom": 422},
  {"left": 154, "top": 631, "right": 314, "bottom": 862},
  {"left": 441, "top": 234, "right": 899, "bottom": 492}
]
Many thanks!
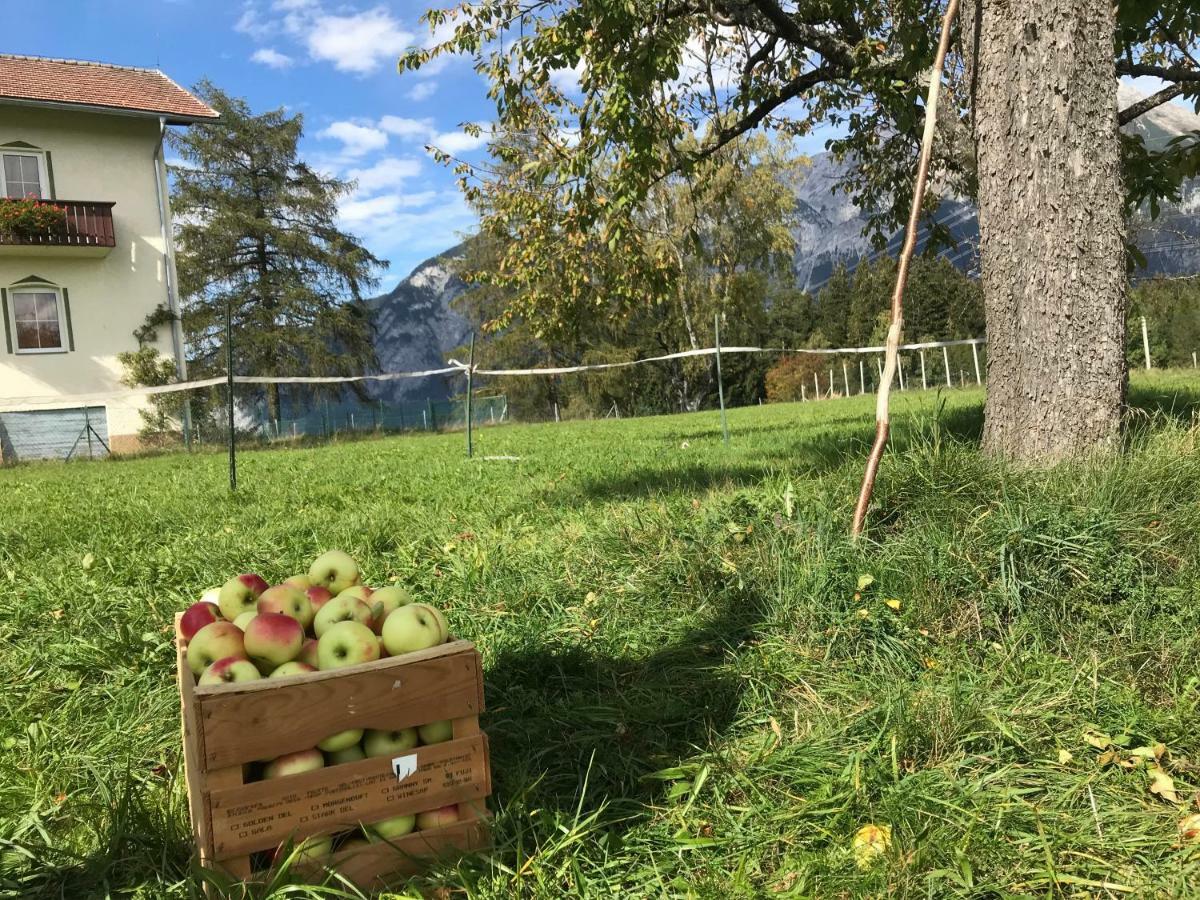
[{"left": 968, "top": 0, "right": 1127, "bottom": 461}]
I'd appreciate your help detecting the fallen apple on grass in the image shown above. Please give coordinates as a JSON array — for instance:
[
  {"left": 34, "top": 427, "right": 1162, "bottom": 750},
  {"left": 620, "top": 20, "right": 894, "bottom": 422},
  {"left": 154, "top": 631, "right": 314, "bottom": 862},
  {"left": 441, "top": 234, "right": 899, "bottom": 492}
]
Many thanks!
[{"left": 187, "top": 621, "right": 247, "bottom": 677}]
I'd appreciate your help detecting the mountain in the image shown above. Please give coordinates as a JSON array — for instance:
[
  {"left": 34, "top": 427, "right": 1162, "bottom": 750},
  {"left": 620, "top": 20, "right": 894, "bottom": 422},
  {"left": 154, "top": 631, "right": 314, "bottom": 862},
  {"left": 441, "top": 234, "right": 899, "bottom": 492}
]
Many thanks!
[
  {"left": 366, "top": 244, "right": 471, "bottom": 403},
  {"left": 368, "top": 86, "right": 1200, "bottom": 392}
]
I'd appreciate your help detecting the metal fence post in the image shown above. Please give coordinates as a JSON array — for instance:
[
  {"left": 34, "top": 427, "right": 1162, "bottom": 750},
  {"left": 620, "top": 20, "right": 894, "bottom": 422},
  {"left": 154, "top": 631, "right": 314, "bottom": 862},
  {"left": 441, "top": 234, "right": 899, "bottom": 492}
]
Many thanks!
[
  {"left": 466, "top": 333, "right": 475, "bottom": 458},
  {"left": 714, "top": 315, "right": 729, "bottom": 445},
  {"left": 225, "top": 297, "right": 236, "bottom": 492}
]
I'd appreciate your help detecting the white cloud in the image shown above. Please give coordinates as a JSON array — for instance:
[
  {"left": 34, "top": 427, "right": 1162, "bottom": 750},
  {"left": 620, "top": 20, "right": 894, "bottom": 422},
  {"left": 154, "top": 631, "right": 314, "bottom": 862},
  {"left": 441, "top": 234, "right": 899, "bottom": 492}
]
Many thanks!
[
  {"left": 337, "top": 189, "right": 477, "bottom": 261},
  {"left": 405, "top": 81, "right": 438, "bottom": 102},
  {"left": 235, "top": 6, "right": 270, "bottom": 38},
  {"left": 319, "top": 121, "right": 389, "bottom": 156},
  {"left": 305, "top": 7, "right": 414, "bottom": 74},
  {"left": 430, "top": 124, "right": 490, "bottom": 154},
  {"left": 549, "top": 60, "right": 585, "bottom": 95},
  {"left": 250, "top": 47, "right": 294, "bottom": 68},
  {"left": 346, "top": 156, "right": 422, "bottom": 194},
  {"left": 379, "top": 115, "right": 436, "bottom": 140}
]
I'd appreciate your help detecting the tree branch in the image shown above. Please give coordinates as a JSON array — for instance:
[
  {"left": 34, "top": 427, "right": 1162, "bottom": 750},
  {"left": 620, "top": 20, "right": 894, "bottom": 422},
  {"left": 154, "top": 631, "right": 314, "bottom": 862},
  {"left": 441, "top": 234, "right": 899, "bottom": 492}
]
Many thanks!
[
  {"left": 1116, "top": 62, "right": 1200, "bottom": 82},
  {"left": 1119, "top": 83, "right": 1186, "bottom": 125}
]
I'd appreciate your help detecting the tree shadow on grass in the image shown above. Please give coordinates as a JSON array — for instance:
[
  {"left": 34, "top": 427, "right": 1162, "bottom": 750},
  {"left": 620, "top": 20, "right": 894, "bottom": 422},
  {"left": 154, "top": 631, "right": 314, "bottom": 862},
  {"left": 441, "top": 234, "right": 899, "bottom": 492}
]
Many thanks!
[
  {"left": 1127, "top": 379, "right": 1200, "bottom": 431},
  {"left": 480, "top": 583, "right": 766, "bottom": 833}
]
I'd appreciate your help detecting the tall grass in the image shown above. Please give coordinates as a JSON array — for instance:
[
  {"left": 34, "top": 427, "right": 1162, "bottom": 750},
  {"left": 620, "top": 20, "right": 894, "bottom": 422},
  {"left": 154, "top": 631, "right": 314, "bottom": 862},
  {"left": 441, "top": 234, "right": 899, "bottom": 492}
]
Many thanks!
[{"left": 1, "top": 372, "right": 1199, "bottom": 898}]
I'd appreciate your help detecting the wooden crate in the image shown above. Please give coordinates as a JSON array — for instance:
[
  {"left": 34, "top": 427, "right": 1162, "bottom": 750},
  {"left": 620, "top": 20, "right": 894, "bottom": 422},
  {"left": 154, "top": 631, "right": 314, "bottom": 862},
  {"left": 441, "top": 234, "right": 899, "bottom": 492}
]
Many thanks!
[{"left": 176, "top": 617, "right": 491, "bottom": 888}]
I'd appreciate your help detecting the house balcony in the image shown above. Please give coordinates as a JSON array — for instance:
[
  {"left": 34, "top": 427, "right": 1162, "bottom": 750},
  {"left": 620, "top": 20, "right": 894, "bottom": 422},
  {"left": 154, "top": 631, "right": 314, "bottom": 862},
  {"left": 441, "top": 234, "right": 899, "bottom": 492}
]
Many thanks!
[{"left": 0, "top": 200, "right": 116, "bottom": 257}]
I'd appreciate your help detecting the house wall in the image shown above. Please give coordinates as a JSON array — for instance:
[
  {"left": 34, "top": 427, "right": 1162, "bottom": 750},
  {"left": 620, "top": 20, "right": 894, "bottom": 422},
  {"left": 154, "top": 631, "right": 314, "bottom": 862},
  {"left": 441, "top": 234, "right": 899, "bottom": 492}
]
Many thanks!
[{"left": 0, "top": 105, "right": 179, "bottom": 455}]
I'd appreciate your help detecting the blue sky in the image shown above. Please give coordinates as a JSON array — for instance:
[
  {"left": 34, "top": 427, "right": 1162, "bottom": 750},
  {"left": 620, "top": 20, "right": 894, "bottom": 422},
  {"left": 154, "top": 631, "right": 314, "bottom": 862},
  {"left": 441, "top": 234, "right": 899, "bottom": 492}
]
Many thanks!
[{"left": 13, "top": 0, "right": 498, "bottom": 286}]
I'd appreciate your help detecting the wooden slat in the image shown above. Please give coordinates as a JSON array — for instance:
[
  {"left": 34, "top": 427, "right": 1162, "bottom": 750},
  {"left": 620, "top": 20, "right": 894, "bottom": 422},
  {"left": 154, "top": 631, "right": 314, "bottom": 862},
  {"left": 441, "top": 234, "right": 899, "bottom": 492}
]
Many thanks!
[
  {"left": 195, "top": 642, "right": 483, "bottom": 769},
  {"left": 208, "top": 733, "right": 490, "bottom": 857},
  {"left": 319, "top": 806, "right": 491, "bottom": 888},
  {"left": 176, "top": 617, "right": 209, "bottom": 856}
]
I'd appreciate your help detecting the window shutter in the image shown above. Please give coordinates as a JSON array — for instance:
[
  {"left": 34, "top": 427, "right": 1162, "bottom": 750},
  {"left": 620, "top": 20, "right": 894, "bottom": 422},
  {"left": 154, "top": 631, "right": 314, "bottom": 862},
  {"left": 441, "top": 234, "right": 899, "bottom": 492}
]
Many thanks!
[
  {"left": 44, "top": 151, "right": 56, "bottom": 200},
  {"left": 61, "top": 287, "right": 74, "bottom": 351},
  {"left": 0, "top": 288, "right": 10, "bottom": 354}
]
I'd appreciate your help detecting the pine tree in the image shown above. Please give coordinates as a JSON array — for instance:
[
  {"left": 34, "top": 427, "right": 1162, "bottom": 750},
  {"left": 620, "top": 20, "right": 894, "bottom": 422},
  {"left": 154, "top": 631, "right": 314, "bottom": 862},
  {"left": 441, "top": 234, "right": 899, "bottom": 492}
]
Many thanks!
[{"left": 169, "top": 82, "right": 385, "bottom": 420}]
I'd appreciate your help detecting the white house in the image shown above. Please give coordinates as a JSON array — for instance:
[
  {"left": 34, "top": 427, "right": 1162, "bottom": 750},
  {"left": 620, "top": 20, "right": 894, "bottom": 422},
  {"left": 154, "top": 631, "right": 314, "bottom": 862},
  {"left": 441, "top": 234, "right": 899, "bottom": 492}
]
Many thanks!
[{"left": 0, "top": 54, "right": 217, "bottom": 459}]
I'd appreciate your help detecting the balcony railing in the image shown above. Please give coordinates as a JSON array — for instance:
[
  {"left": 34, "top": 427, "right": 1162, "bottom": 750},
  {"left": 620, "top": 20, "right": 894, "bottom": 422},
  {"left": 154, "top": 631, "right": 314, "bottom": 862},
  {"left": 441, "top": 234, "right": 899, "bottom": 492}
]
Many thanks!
[{"left": 0, "top": 200, "right": 116, "bottom": 250}]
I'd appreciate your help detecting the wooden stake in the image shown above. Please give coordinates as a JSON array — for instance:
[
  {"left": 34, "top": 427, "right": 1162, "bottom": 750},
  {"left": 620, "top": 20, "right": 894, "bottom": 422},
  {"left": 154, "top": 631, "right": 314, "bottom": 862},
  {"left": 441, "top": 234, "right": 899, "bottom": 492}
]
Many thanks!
[
  {"left": 942, "top": 345, "right": 952, "bottom": 387},
  {"left": 714, "top": 315, "right": 729, "bottom": 445},
  {"left": 971, "top": 340, "right": 982, "bottom": 385},
  {"left": 920, "top": 349, "right": 927, "bottom": 389},
  {"left": 843, "top": 361, "right": 850, "bottom": 397},
  {"left": 466, "top": 333, "right": 475, "bottom": 458},
  {"left": 1141, "top": 316, "right": 1151, "bottom": 371},
  {"left": 859, "top": 359, "right": 866, "bottom": 394},
  {"left": 813, "top": 371, "right": 819, "bottom": 399},
  {"left": 851, "top": 0, "right": 958, "bottom": 538}
]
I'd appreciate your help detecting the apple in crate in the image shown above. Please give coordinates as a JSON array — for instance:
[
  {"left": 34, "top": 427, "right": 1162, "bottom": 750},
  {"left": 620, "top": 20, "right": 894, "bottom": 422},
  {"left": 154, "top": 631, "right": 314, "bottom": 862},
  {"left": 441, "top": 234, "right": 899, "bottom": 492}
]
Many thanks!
[
  {"left": 308, "top": 550, "right": 360, "bottom": 595},
  {"left": 318, "top": 728, "right": 364, "bottom": 753},
  {"left": 264, "top": 748, "right": 324, "bottom": 779},
  {"left": 245, "top": 612, "right": 305, "bottom": 671},
  {"left": 187, "top": 621, "right": 246, "bottom": 677},
  {"left": 281, "top": 573, "right": 313, "bottom": 590},
  {"left": 363, "top": 727, "right": 418, "bottom": 758},
  {"left": 418, "top": 603, "right": 450, "bottom": 642},
  {"left": 233, "top": 611, "right": 257, "bottom": 630},
  {"left": 381, "top": 604, "right": 446, "bottom": 656},
  {"left": 365, "top": 813, "right": 416, "bottom": 841},
  {"left": 326, "top": 744, "right": 366, "bottom": 765},
  {"left": 416, "top": 805, "right": 460, "bottom": 830},
  {"left": 258, "top": 584, "right": 314, "bottom": 631},
  {"left": 368, "top": 585, "right": 414, "bottom": 632},
  {"left": 180, "top": 601, "right": 222, "bottom": 641},
  {"left": 199, "top": 656, "right": 261, "bottom": 685},
  {"left": 418, "top": 720, "right": 453, "bottom": 745},
  {"left": 269, "top": 660, "right": 316, "bottom": 678},
  {"left": 298, "top": 639, "right": 320, "bottom": 668},
  {"left": 217, "top": 573, "right": 269, "bottom": 620},
  {"left": 313, "top": 596, "right": 373, "bottom": 638},
  {"left": 199, "top": 587, "right": 221, "bottom": 607},
  {"left": 338, "top": 584, "right": 373, "bottom": 603},
  {"left": 273, "top": 833, "right": 333, "bottom": 866},
  {"left": 317, "top": 621, "right": 380, "bottom": 669},
  {"left": 306, "top": 585, "right": 334, "bottom": 617}
]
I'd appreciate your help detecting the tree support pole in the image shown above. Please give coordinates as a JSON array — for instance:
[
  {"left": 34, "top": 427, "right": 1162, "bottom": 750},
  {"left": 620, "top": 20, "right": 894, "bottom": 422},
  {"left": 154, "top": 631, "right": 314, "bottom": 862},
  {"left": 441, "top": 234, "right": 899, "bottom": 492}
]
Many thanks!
[
  {"left": 713, "top": 315, "right": 730, "bottom": 444},
  {"left": 943, "top": 345, "right": 952, "bottom": 387},
  {"left": 859, "top": 359, "right": 866, "bottom": 394},
  {"left": 852, "top": 0, "right": 958, "bottom": 538},
  {"left": 971, "top": 340, "right": 982, "bottom": 385},
  {"left": 466, "top": 333, "right": 475, "bottom": 458},
  {"left": 920, "top": 349, "right": 928, "bottom": 390},
  {"left": 226, "top": 297, "right": 237, "bottom": 492},
  {"left": 1141, "top": 316, "right": 1151, "bottom": 370}
]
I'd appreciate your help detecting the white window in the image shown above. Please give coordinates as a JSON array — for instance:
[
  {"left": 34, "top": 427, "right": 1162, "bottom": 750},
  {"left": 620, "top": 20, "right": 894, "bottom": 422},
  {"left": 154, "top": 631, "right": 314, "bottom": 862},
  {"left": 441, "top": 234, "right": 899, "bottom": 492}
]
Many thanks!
[
  {"left": 10, "top": 285, "right": 67, "bottom": 353},
  {"left": 1, "top": 151, "right": 47, "bottom": 199}
]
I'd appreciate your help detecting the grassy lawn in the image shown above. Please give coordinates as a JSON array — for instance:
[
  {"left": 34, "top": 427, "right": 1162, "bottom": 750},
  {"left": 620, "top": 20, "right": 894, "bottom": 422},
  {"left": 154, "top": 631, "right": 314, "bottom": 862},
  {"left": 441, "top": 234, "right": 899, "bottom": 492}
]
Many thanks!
[{"left": 2, "top": 372, "right": 1200, "bottom": 898}]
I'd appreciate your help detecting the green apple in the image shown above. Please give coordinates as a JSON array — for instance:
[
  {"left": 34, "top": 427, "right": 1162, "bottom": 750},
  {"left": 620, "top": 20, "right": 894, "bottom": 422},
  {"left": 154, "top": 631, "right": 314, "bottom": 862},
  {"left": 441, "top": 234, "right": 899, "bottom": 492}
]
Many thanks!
[
  {"left": 217, "top": 573, "right": 269, "bottom": 621},
  {"left": 244, "top": 612, "right": 304, "bottom": 671},
  {"left": 257, "top": 584, "right": 314, "bottom": 631},
  {"left": 362, "top": 727, "right": 418, "bottom": 758},
  {"left": 325, "top": 744, "right": 366, "bottom": 765},
  {"left": 414, "top": 603, "right": 450, "bottom": 642},
  {"left": 415, "top": 805, "right": 460, "bottom": 830},
  {"left": 381, "top": 604, "right": 444, "bottom": 656},
  {"left": 282, "top": 573, "right": 313, "bottom": 590},
  {"left": 308, "top": 550, "right": 361, "bottom": 595},
  {"left": 233, "top": 611, "right": 257, "bottom": 631},
  {"left": 364, "top": 813, "right": 416, "bottom": 841},
  {"left": 263, "top": 748, "right": 324, "bottom": 779},
  {"left": 317, "top": 621, "right": 380, "bottom": 670},
  {"left": 317, "top": 728, "right": 363, "bottom": 752},
  {"left": 338, "top": 584, "right": 374, "bottom": 603},
  {"left": 199, "top": 587, "right": 221, "bottom": 606},
  {"left": 417, "top": 720, "right": 453, "bottom": 745},
  {"left": 313, "top": 595, "right": 373, "bottom": 638},
  {"left": 368, "top": 585, "right": 414, "bottom": 633},
  {"left": 273, "top": 833, "right": 332, "bottom": 866},
  {"left": 269, "top": 660, "right": 317, "bottom": 678},
  {"left": 199, "top": 656, "right": 261, "bottom": 685},
  {"left": 187, "top": 621, "right": 247, "bottom": 676}
]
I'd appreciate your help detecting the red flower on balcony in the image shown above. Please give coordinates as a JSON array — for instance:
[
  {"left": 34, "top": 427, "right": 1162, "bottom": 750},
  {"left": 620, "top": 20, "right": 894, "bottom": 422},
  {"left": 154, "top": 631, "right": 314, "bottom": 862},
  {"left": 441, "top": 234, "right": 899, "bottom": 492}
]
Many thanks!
[{"left": 0, "top": 196, "right": 69, "bottom": 238}]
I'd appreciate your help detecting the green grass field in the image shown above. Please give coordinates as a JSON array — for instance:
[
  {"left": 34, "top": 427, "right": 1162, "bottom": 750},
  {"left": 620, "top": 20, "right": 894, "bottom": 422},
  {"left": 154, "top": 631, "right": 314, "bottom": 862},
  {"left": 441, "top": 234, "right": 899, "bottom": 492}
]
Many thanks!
[{"left": 3, "top": 373, "right": 1200, "bottom": 898}]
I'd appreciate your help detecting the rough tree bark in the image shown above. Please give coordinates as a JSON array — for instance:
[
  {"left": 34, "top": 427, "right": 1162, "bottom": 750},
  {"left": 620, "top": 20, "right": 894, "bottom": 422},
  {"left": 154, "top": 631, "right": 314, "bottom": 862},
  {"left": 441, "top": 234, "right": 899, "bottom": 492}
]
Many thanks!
[{"left": 965, "top": 0, "right": 1127, "bottom": 461}]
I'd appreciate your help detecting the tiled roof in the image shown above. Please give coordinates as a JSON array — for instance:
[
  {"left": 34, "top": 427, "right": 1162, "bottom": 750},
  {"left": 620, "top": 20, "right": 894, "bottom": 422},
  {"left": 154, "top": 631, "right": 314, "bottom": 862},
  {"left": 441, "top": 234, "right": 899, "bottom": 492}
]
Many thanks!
[{"left": 0, "top": 55, "right": 218, "bottom": 122}]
